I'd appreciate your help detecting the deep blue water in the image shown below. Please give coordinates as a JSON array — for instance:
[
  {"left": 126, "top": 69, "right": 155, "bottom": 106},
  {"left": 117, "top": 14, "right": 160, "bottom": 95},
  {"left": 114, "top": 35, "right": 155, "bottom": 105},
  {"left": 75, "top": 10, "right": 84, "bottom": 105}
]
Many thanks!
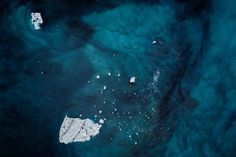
[{"left": 0, "top": 0, "right": 236, "bottom": 157}]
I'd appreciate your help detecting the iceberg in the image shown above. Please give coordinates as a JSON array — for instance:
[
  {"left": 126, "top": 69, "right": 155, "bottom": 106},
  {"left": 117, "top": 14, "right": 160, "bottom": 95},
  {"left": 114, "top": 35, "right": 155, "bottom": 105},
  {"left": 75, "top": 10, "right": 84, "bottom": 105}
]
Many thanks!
[
  {"left": 59, "top": 116, "right": 103, "bottom": 144},
  {"left": 129, "top": 76, "right": 136, "bottom": 85},
  {"left": 31, "top": 12, "right": 43, "bottom": 30}
]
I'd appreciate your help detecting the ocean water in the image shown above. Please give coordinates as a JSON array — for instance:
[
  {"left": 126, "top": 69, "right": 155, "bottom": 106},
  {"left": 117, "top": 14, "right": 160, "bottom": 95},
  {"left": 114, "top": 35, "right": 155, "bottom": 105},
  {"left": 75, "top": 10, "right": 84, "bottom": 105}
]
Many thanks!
[{"left": 0, "top": 0, "right": 236, "bottom": 157}]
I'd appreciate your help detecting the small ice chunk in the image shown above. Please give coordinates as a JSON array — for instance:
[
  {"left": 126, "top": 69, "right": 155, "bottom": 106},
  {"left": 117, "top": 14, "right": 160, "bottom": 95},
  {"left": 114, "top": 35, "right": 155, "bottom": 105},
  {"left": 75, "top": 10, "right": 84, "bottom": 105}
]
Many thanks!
[
  {"left": 96, "top": 75, "right": 100, "bottom": 79},
  {"left": 108, "top": 72, "right": 111, "bottom": 76},
  {"left": 99, "top": 110, "right": 102, "bottom": 114},
  {"left": 117, "top": 73, "right": 120, "bottom": 77},
  {"left": 152, "top": 40, "right": 157, "bottom": 44},
  {"left": 31, "top": 12, "right": 43, "bottom": 30},
  {"left": 129, "top": 77, "right": 136, "bottom": 84},
  {"left": 99, "top": 119, "right": 104, "bottom": 124},
  {"left": 59, "top": 116, "right": 102, "bottom": 144},
  {"left": 103, "top": 86, "right": 106, "bottom": 90}
]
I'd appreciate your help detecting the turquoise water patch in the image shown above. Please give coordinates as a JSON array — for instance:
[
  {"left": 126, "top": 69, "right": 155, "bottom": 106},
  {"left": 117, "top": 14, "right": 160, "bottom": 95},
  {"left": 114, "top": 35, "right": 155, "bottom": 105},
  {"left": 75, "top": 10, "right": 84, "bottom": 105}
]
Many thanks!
[{"left": 1, "top": 0, "right": 236, "bottom": 157}]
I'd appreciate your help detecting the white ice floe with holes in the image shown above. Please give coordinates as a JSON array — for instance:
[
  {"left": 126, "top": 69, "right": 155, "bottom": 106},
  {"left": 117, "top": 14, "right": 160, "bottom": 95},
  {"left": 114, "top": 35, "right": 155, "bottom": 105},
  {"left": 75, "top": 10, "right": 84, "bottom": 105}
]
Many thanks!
[
  {"left": 31, "top": 12, "right": 43, "bottom": 30},
  {"left": 59, "top": 115, "right": 103, "bottom": 144}
]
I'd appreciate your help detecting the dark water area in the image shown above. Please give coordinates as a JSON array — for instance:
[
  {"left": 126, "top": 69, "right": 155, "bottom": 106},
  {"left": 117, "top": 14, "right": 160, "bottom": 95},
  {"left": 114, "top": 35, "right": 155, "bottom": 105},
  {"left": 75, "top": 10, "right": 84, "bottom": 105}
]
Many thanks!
[{"left": 0, "top": 0, "right": 236, "bottom": 156}]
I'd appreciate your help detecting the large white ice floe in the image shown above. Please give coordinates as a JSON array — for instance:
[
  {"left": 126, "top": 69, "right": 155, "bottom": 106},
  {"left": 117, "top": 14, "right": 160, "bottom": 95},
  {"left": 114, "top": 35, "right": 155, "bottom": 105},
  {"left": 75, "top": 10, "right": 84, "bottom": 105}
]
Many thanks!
[
  {"left": 59, "top": 116, "right": 103, "bottom": 144},
  {"left": 31, "top": 12, "right": 43, "bottom": 30}
]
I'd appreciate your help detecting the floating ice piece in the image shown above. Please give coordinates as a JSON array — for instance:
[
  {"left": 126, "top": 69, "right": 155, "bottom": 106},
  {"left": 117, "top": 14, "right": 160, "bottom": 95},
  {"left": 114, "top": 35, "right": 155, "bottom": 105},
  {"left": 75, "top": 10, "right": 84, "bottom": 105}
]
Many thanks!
[
  {"left": 99, "top": 119, "right": 104, "bottom": 124},
  {"left": 31, "top": 12, "right": 43, "bottom": 30},
  {"left": 96, "top": 75, "right": 100, "bottom": 79},
  {"left": 152, "top": 40, "right": 157, "bottom": 44},
  {"left": 129, "top": 76, "right": 136, "bottom": 84},
  {"left": 59, "top": 116, "right": 103, "bottom": 144}
]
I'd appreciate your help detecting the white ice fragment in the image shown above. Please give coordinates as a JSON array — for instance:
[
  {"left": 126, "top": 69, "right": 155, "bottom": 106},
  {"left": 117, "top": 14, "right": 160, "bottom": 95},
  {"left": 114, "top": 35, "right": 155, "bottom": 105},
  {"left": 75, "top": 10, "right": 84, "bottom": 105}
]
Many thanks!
[
  {"left": 96, "top": 75, "right": 100, "bottom": 79},
  {"left": 129, "top": 77, "right": 136, "bottom": 84},
  {"left": 31, "top": 12, "right": 43, "bottom": 30},
  {"left": 99, "top": 119, "right": 104, "bottom": 124},
  {"left": 108, "top": 72, "right": 111, "bottom": 76},
  {"left": 103, "top": 86, "right": 106, "bottom": 90},
  {"left": 99, "top": 110, "right": 102, "bottom": 114},
  {"left": 152, "top": 40, "right": 157, "bottom": 44},
  {"left": 117, "top": 73, "right": 120, "bottom": 77},
  {"left": 59, "top": 116, "right": 102, "bottom": 144}
]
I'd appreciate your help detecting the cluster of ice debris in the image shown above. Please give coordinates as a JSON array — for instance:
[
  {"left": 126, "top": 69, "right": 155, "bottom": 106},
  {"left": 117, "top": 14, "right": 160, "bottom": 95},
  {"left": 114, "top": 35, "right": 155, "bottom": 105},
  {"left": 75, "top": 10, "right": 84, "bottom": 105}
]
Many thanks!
[
  {"left": 59, "top": 116, "right": 104, "bottom": 144},
  {"left": 31, "top": 12, "right": 43, "bottom": 30}
]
